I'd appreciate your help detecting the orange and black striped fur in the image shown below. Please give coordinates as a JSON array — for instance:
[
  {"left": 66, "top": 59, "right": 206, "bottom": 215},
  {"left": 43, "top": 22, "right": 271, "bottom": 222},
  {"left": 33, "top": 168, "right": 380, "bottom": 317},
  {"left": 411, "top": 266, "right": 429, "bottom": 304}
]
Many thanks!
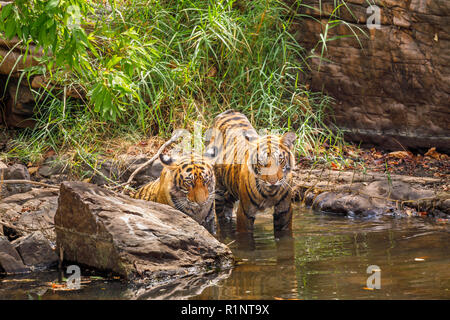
[
  {"left": 206, "top": 110, "right": 296, "bottom": 234},
  {"left": 132, "top": 152, "right": 217, "bottom": 234}
]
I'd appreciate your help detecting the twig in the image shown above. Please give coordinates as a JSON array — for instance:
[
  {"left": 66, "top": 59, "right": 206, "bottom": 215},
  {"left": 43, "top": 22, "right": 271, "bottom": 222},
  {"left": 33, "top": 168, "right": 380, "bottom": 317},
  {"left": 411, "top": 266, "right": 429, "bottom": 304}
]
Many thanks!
[
  {"left": 0, "top": 179, "right": 59, "bottom": 189},
  {"left": 115, "top": 131, "right": 184, "bottom": 192},
  {"left": 0, "top": 219, "right": 53, "bottom": 233}
]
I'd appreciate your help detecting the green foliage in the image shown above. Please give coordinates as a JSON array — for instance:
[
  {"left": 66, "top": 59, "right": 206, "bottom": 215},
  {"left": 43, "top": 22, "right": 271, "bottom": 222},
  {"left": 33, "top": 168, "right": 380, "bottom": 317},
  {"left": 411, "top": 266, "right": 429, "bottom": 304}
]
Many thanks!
[{"left": 0, "top": 0, "right": 360, "bottom": 167}]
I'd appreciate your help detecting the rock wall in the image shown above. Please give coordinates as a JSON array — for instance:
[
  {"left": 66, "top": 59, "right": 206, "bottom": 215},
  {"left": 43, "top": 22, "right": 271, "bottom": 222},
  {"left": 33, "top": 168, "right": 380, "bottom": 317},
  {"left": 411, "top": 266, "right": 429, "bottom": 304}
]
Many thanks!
[{"left": 294, "top": 0, "right": 450, "bottom": 152}]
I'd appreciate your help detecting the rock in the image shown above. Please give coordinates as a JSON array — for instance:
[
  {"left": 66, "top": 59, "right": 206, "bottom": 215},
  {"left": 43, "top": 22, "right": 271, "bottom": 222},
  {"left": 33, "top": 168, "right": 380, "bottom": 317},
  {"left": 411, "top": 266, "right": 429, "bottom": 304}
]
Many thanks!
[
  {"left": 90, "top": 156, "right": 163, "bottom": 186},
  {"left": 54, "top": 181, "right": 233, "bottom": 283},
  {"left": 0, "top": 236, "right": 29, "bottom": 274},
  {"left": 0, "top": 37, "right": 41, "bottom": 77},
  {"left": 12, "top": 231, "right": 58, "bottom": 269},
  {"left": 0, "top": 163, "right": 32, "bottom": 198},
  {"left": 123, "top": 156, "right": 164, "bottom": 186},
  {"left": 295, "top": 169, "right": 449, "bottom": 218},
  {"left": 0, "top": 188, "right": 59, "bottom": 241},
  {"left": 127, "top": 269, "right": 231, "bottom": 300},
  {"left": 296, "top": 0, "right": 450, "bottom": 152},
  {"left": 89, "top": 159, "right": 120, "bottom": 186},
  {"left": 3, "top": 78, "right": 36, "bottom": 128},
  {"left": 37, "top": 156, "right": 68, "bottom": 178}
]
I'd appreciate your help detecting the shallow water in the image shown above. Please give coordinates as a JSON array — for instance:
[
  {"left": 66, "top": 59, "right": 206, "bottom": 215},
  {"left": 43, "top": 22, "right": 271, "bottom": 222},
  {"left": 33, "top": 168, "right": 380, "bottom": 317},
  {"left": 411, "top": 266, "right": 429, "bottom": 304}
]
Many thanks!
[{"left": 1, "top": 205, "right": 449, "bottom": 300}]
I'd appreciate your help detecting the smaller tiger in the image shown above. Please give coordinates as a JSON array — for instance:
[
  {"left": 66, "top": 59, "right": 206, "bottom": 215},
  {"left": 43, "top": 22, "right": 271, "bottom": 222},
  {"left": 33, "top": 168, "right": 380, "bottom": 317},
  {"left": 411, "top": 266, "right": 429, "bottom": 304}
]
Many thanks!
[{"left": 132, "top": 150, "right": 217, "bottom": 234}]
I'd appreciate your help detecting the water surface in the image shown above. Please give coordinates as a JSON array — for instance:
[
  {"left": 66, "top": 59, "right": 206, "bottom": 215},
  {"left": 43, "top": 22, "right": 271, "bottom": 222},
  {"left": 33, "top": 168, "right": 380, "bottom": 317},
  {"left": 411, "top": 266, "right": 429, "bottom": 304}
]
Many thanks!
[{"left": 1, "top": 205, "right": 449, "bottom": 299}]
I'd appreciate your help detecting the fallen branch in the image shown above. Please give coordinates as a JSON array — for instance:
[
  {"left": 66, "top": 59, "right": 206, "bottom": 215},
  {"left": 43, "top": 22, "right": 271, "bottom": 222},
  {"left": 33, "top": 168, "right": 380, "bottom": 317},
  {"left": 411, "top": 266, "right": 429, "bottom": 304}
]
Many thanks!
[
  {"left": 0, "top": 219, "right": 54, "bottom": 234},
  {"left": 115, "top": 131, "right": 184, "bottom": 192},
  {"left": 0, "top": 179, "right": 59, "bottom": 189}
]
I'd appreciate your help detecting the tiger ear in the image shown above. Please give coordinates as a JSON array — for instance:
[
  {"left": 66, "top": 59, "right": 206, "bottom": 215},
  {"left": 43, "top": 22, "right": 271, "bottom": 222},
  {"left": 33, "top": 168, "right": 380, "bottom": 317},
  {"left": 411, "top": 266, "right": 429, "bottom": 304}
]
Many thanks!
[
  {"left": 243, "top": 130, "right": 257, "bottom": 142},
  {"left": 281, "top": 132, "right": 296, "bottom": 149},
  {"left": 159, "top": 153, "right": 174, "bottom": 166},
  {"left": 204, "top": 146, "right": 218, "bottom": 161}
]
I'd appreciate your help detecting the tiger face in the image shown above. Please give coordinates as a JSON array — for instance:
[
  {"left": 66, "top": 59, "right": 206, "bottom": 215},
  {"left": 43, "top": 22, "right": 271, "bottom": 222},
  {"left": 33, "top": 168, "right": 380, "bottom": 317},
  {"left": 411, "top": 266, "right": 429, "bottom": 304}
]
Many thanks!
[
  {"left": 160, "top": 151, "right": 216, "bottom": 215},
  {"left": 248, "top": 132, "right": 296, "bottom": 190}
]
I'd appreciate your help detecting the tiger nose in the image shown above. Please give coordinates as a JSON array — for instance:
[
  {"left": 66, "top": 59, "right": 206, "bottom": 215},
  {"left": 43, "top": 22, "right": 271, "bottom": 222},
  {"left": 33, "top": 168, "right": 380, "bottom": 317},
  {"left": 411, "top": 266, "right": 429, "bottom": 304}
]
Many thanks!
[
  {"left": 266, "top": 175, "right": 278, "bottom": 185},
  {"left": 188, "top": 185, "right": 209, "bottom": 204}
]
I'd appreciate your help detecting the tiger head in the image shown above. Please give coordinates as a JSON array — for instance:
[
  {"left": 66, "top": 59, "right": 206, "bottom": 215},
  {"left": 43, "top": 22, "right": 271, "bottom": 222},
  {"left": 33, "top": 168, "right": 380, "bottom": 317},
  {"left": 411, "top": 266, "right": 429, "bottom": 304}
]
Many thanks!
[
  {"left": 159, "top": 149, "right": 216, "bottom": 215},
  {"left": 247, "top": 132, "right": 296, "bottom": 190}
]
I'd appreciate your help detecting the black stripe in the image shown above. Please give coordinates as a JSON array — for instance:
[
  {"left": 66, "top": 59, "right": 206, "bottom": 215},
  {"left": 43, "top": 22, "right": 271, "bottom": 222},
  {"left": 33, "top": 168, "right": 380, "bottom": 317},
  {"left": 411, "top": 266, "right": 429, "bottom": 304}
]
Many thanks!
[
  {"left": 275, "top": 189, "right": 290, "bottom": 206},
  {"left": 273, "top": 209, "right": 290, "bottom": 220}
]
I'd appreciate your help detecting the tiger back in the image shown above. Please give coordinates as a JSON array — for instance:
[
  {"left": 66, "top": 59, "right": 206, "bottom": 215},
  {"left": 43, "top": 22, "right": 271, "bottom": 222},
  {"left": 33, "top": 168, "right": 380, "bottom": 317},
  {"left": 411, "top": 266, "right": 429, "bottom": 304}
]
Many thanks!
[
  {"left": 206, "top": 109, "right": 296, "bottom": 234},
  {"left": 132, "top": 152, "right": 217, "bottom": 234}
]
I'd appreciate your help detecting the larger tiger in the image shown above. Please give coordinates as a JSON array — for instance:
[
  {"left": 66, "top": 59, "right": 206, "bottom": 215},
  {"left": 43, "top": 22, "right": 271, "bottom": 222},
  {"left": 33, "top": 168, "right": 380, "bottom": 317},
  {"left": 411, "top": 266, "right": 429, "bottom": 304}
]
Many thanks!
[
  {"left": 132, "top": 151, "right": 217, "bottom": 234},
  {"left": 206, "top": 110, "right": 296, "bottom": 234}
]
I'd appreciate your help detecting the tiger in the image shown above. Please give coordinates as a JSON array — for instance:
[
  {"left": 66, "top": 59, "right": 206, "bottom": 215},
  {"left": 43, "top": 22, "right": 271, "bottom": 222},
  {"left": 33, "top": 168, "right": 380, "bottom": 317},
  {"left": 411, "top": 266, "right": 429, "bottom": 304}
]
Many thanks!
[
  {"left": 206, "top": 109, "right": 296, "bottom": 234},
  {"left": 132, "top": 150, "right": 217, "bottom": 234}
]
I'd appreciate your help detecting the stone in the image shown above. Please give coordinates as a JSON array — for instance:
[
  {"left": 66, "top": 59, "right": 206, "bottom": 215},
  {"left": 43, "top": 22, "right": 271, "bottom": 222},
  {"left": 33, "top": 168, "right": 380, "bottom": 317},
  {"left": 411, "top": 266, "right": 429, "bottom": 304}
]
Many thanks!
[
  {"left": 90, "top": 156, "right": 163, "bottom": 187},
  {"left": 0, "top": 163, "right": 32, "bottom": 198},
  {"left": 0, "top": 236, "right": 29, "bottom": 274},
  {"left": 89, "top": 159, "right": 120, "bottom": 186},
  {"left": 12, "top": 231, "right": 58, "bottom": 269},
  {"left": 126, "top": 269, "right": 231, "bottom": 299},
  {"left": 54, "top": 181, "right": 233, "bottom": 283},
  {"left": 0, "top": 37, "right": 41, "bottom": 77},
  {"left": 294, "top": 168, "right": 449, "bottom": 218},
  {"left": 3, "top": 78, "right": 36, "bottom": 128},
  {"left": 296, "top": 0, "right": 450, "bottom": 153},
  {"left": 37, "top": 156, "right": 68, "bottom": 178},
  {"left": 0, "top": 188, "right": 59, "bottom": 241}
]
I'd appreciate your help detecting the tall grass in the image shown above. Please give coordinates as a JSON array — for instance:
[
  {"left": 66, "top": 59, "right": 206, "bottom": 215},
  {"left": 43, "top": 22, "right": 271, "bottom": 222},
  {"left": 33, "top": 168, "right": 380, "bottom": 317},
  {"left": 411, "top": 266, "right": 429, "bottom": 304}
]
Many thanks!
[{"left": 0, "top": 0, "right": 361, "bottom": 171}]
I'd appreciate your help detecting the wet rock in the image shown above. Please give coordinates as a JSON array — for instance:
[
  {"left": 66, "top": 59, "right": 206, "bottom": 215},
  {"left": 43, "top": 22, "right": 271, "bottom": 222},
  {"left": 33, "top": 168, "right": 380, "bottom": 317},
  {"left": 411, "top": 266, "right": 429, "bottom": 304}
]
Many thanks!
[
  {"left": 0, "top": 163, "right": 32, "bottom": 198},
  {"left": 127, "top": 270, "right": 231, "bottom": 300},
  {"left": 11, "top": 231, "right": 58, "bottom": 270},
  {"left": 295, "top": 169, "right": 449, "bottom": 218},
  {"left": 0, "top": 236, "right": 29, "bottom": 274},
  {"left": 54, "top": 181, "right": 233, "bottom": 283}
]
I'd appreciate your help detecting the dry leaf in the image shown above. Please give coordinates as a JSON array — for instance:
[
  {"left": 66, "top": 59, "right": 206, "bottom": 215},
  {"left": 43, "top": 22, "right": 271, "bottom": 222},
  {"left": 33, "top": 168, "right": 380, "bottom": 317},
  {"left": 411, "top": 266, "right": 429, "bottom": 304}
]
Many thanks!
[
  {"left": 388, "top": 151, "right": 413, "bottom": 159},
  {"left": 207, "top": 66, "right": 217, "bottom": 78},
  {"left": 28, "top": 167, "right": 39, "bottom": 175},
  {"left": 424, "top": 147, "right": 443, "bottom": 160}
]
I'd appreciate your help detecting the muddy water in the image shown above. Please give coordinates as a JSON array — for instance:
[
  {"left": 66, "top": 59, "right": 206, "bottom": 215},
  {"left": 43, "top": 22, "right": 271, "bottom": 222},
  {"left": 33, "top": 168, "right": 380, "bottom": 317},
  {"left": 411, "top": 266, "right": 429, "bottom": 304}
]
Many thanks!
[{"left": 0, "top": 205, "right": 449, "bottom": 299}]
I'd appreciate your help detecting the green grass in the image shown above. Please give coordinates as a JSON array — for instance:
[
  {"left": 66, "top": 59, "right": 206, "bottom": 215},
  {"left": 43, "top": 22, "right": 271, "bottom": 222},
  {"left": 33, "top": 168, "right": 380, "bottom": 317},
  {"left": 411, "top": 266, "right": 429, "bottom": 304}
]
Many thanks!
[{"left": 0, "top": 0, "right": 364, "bottom": 175}]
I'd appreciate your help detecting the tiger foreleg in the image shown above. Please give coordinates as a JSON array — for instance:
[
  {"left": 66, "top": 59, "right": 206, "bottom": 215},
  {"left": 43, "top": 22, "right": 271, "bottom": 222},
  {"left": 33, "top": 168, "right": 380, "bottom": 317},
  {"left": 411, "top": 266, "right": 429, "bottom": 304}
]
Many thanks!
[
  {"left": 202, "top": 202, "right": 217, "bottom": 235},
  {"left": 236, "top": 202, "right": 255, "bottom": 233},
  {"left": 273, "top": 196, "right": 293, "bottom": 234},
  {"left": 215, "top": 189, "right": 234, "bottom": 223}
]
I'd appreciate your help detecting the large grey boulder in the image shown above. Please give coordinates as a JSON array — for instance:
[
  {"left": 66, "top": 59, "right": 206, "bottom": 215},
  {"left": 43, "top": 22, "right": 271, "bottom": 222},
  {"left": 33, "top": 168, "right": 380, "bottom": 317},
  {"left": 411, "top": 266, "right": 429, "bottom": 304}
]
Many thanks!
[{"left": 54, "top": 182, "right": 233, "bottom": 284}]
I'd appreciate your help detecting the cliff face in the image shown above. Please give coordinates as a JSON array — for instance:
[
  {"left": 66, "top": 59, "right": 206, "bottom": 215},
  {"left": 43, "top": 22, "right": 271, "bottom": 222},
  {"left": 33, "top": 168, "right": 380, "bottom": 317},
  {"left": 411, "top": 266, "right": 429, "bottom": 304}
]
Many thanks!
[{"left": 295, "top": 0, "right": 450, "bottom": 152}]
